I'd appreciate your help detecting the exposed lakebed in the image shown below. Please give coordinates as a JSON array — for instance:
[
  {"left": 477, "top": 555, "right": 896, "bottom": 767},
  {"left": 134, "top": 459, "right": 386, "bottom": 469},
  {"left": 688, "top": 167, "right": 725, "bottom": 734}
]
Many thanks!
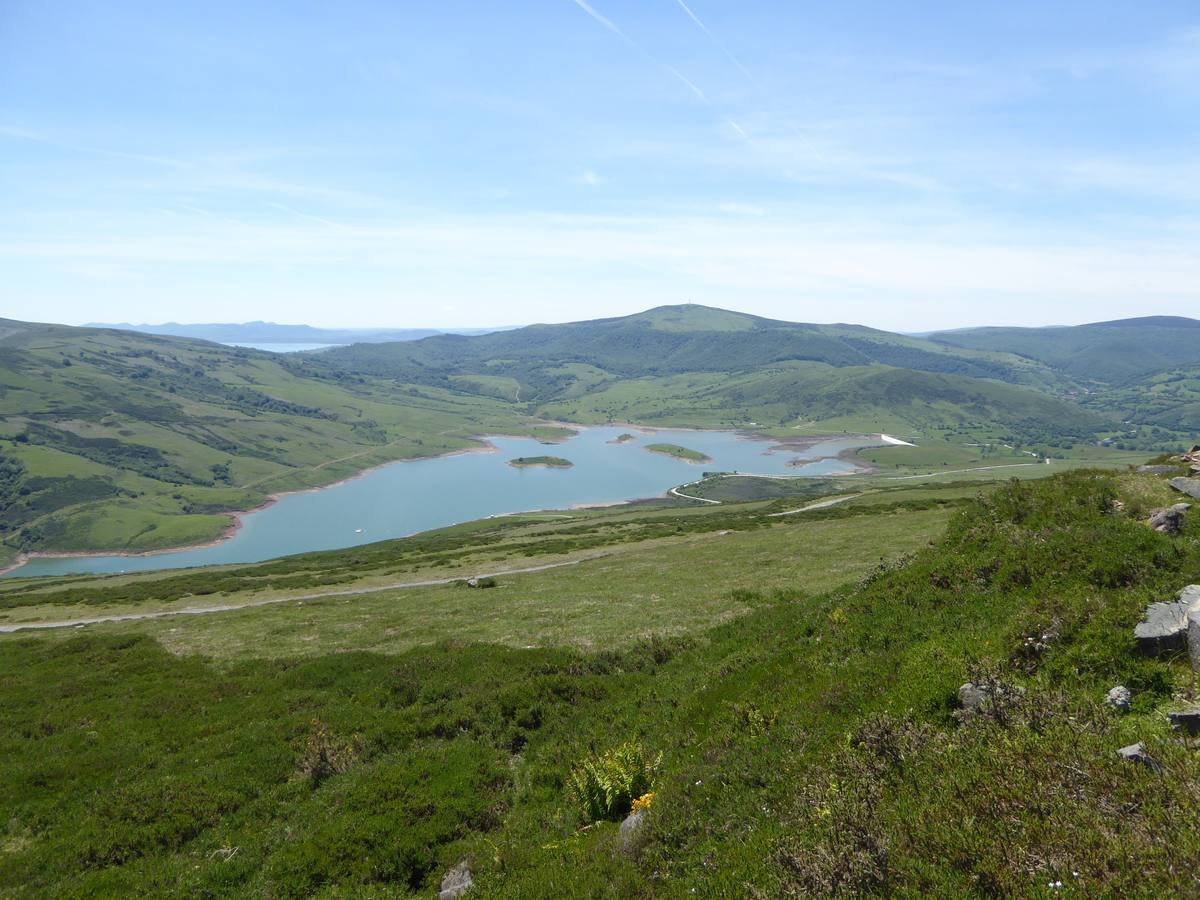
[{"left": 8, "top": 427, "right": 877, "bottom": 578}]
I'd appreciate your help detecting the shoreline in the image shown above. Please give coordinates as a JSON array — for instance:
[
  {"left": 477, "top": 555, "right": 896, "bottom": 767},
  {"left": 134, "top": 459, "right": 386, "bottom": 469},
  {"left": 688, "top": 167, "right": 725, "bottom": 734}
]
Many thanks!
[{"left": 1, "top": 424, "right": 882, "bottom": 578}]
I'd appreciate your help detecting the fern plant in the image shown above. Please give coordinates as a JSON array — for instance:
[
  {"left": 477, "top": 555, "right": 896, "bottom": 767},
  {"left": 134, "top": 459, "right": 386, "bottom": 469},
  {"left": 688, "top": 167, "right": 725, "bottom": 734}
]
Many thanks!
[{"left": 567, "top": 741, "right": 661, "bottom": 822}]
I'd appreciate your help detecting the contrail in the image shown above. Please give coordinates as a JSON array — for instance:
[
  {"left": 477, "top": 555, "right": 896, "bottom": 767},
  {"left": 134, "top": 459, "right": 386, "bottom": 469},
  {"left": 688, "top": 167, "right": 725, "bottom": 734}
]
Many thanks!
[
  {"left": 570, "top": 0, "right": 710, "bottom": 104},
  {"left": 673, "top": 0, "right": 759, "bottom": 88},
  {"left": 572, "top": 0, "right": 630, "bottom": 43},
  {"left": 666, "top": 65, "right": 708, "bottom": 103}
]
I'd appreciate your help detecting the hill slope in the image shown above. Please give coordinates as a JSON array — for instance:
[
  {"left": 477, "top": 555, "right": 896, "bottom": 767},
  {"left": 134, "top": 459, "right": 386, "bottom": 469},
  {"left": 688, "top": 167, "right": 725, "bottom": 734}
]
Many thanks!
[
  {"left": 2, "top": 471, "right": 1199, "bottom": 894},
  {"left": 318, "top": 304, "right": 1070, "bottom": 398},
  {"left": 930, "top": 316, "right": 1200, "bottom": 384}
]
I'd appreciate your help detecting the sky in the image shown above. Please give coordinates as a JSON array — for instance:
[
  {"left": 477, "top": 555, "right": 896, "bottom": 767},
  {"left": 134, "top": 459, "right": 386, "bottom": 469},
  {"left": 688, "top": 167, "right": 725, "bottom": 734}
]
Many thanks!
[{"left": 1, "top": 1, "right": 1198, "bottom": 332}]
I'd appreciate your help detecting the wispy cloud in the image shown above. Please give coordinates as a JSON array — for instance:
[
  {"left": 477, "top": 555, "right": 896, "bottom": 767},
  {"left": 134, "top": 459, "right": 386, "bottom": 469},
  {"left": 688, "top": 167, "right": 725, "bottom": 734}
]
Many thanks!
[{"left": 0, "top": 125, "right": 186, "bottom": 168}]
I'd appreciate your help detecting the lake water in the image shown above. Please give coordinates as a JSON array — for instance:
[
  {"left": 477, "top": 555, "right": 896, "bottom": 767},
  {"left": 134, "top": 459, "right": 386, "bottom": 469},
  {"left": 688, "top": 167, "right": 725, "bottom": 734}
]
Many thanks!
[
  {"left": 7, "top": 427, "right": 876, "bottom": 578},
  {"left": 224, "top": 342, "right": 342, "bottom": 353}
]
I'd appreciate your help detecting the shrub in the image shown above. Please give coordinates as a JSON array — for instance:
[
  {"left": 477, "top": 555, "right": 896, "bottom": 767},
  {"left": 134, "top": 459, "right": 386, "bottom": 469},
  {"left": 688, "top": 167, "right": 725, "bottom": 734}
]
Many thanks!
[
  {"left": 567, "top": 741, "right": 661, "bottom": 822},
  {"left": 295, "top": 719, "right": 359, "bottom": 788}
]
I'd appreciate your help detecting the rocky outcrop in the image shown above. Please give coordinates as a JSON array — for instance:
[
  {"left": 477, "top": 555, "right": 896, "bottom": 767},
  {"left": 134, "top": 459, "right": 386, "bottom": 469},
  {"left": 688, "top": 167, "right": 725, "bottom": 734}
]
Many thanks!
[
  {"left": 440, "top": 860, "right": 473, "bottom": 899},
  {"left": 1149, "top": 503, "right": 1191, "bottom": 535},
  {"left": 1170, "top": 477, "right": 1200, "bottom": 500},
  {"left": 1138, "top": 464, "right": 1181, "bottom": 475},
  {"left": 1134, "top": 585, "right": 1200, "bottom": 658}
]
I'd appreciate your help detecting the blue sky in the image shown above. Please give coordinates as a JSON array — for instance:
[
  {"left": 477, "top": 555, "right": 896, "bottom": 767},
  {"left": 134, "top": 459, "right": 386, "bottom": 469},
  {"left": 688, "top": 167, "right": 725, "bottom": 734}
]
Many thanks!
[{"left": 1, "top": 1, "right": 1197, "bottom": 330}]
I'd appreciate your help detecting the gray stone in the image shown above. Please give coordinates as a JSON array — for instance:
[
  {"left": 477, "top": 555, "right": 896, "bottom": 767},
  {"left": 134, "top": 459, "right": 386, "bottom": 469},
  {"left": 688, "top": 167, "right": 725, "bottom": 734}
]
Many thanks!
[
  {"left": 439, "top": 860, "right": 473, "bottom": 899},
  {"left": 1105, "top": 685, "right": 1132, "bottom": 711},
  {"left": 465, "top": 577, "right": 480, "bottom": 588},
  {"left": 1135, "top": 585, "right": 1200, "bottom": 657},
  {"left": 1168, "top": 707, "right": 1200, "bottom": 736},
  {"left": 617, "top": 808, "right": 646, "bottom": 851},
  {"left": 958, "top": 682, "right": 991, "bottom": 711},
  {"left": 1149, "top": 503, "right": 1191, "bottom": 535},
  {"left": 1116, "top": 741, "right": 1163, "bottom": 771},
  {"left": 1170, "top": 477, "right": 1200, "bottom": 499},
  {"left": 1138, "top": 464, "right": 1180, "bottom": 475}
]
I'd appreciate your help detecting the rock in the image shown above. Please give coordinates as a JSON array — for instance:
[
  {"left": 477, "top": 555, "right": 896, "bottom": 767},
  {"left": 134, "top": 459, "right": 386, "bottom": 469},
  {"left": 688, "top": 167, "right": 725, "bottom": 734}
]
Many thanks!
[
  {"left": 1138, "top": 464, "right": 1180, "bottom": 475},
  {"left": 617, "top": 808, "right": 646, "bottom": 851},
  {"left": 1149, "top": 503, "right": 1191, "bottom": 535},
  {"left": 958, "top": 682, "right": 991, "bottom": 711},
  {"left": 466, "top": 577, "right": 480, "bottom": 588},
  {"left": 1116, "top": 741, "right": 1163, "bottom": 771},
  {"left": 1105, "top": 685, "right": 1132, "bottom": 711},
  {"left": 439, "top": 860, "right": 473, "bottom": 899},
  {"left": 1168, "top": 707, "right": 1200, "bottom": 737},
  {"left": 1135, "top": 585, "right": 1200, "bottom": 657},
  {"left": 1170, "top": 477, "right": 1200, "bottom": 500}
]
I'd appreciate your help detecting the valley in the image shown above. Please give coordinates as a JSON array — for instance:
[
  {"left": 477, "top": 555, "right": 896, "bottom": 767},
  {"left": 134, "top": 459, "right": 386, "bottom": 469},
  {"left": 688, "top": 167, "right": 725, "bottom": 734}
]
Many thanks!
[{"left": 3, "top": 305, "right": 1191, "bottom": 572}]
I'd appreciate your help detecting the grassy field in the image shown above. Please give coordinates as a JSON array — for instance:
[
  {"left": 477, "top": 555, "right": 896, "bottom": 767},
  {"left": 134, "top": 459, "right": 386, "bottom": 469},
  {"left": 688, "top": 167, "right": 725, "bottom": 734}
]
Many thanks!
[{"left": 3, "top": 469, "right": 1200, "bottom": 895}]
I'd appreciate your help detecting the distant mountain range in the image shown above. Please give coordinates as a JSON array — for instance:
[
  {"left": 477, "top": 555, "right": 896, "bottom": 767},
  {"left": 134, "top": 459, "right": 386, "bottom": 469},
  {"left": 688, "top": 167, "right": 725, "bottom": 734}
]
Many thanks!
[{"left": 86, "top": 321, "right": 510, "bottom": 345}]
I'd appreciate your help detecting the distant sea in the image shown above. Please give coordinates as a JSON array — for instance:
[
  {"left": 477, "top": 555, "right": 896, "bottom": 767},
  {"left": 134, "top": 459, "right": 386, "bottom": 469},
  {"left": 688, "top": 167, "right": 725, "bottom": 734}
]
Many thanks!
[{"left": 223, "top": 342, "right": 342, "bottom": 353}]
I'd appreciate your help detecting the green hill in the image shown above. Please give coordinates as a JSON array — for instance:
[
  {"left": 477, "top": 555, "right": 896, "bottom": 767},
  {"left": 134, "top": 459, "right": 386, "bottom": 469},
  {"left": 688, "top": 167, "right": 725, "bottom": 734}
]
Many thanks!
[
  {"left": 539, "top": 362, "right": 1106, "bottom": 441},
  {"left": 0, "top": 319, "right": 531, "bottom": 560},
  {"left": 317, "top": 304, "right": 1068, "bottom": 400},
  {"left": 931, "top": 316, "right": 1200, "bottom": 384}
]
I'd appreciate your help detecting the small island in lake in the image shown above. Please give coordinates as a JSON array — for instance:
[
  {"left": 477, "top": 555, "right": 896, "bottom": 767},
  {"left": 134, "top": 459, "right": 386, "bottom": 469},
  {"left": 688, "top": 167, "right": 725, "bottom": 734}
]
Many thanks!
[
  {"left": 610, "top": 433, "right": 637, "bottom": 444},
  {"left": 507, "top": 455, "right": 573, "bottom": 469},
  {"left": 646, "top": 443, "right": 712, "bottom": 463}
]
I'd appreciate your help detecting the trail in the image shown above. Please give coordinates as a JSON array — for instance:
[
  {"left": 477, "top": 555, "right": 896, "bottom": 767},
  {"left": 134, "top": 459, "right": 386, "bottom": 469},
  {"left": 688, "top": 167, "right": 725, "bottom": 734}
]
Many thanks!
[
  {"left": 669, "top": 486, "right": 721, "bottom": 504},
  {"left": 885, "top": 462, "right": 1045, "bottom": 481},
  {"left": 0, "top": 554, "right": 611, "bottom": 634},
  {"left": 767, "top": 493, "right": 862, "bottom": 517}
]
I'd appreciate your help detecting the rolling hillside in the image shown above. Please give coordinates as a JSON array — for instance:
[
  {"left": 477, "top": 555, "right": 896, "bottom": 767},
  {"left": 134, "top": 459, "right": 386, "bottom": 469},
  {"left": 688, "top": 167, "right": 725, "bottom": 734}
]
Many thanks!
[
  {"left": 317, "top": 304, "right": 1073, "bottom": 400},
  {"left": 930, "top": 316, "right": 1200, "bottom": 384},
  {"left": 537, "top": 362, "right": 1106, "bottom": 440},
  {"left": 0, "top": 320, "right": 535, "bottom": 561}
]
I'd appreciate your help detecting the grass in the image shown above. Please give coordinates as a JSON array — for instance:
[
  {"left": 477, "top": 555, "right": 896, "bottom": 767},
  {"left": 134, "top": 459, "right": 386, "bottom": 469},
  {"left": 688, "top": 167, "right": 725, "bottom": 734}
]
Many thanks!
[
  {"left": 3, "top": 469, "right": 1200, "bottom": 895},
  {"left": 645, "top": 443, "right": 711, "bottom": 463}
]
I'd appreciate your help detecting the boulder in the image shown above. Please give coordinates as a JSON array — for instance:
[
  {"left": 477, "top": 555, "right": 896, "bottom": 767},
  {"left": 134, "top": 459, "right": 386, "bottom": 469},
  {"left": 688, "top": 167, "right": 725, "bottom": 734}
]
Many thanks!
[
  {"left": 439, "top": 860, "right": 473, "bottom": 899},
  {"left": 1168, "top": 707, "right": 1200, "bottom": 737},
  {"left": 1138, "top": 464, "right": 1180, "bottom": 475},
  {"left": 1148, "top": 503, "right": 1191, "bottom": 535},
  {"left": 466, "top": 577, "right": 480, "bottom": 588},
  {"left": 1170, "top": 477, "right": 1200, "bottom": 500},
  {"left": 1105, "top": 685, "right": 1132, "bottom": 711},
  {"left": 1135, "top": 585, "right": 1200, "bottom": 657},
  {"left": 1116, "top": 741, "right": 1163, "bottom": 771},
  {"left": 617, "top": 808, "right": 646, "bottom": 852}
]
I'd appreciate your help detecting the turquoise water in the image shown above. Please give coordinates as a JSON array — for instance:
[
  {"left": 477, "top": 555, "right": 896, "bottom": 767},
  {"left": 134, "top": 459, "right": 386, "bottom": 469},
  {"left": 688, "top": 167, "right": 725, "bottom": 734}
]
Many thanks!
[{"left": 7, "top": 427, "right": 876, "bottom": 578}]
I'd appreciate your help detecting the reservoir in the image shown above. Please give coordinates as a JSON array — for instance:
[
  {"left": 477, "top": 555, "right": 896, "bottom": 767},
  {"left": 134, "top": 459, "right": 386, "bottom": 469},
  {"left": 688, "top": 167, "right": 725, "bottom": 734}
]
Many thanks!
[{"left": 7, "top": 427, "right": 876, "bottom": 578}]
